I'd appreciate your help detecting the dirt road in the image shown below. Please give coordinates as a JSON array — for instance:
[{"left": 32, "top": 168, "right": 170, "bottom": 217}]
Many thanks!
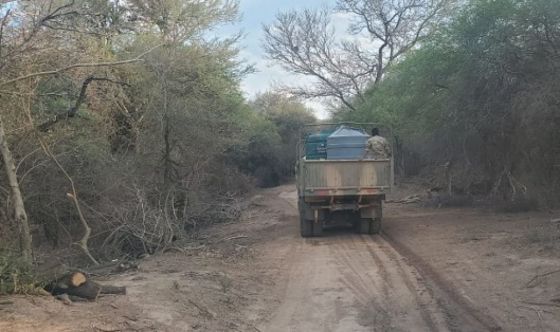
[
  {"left": 2, "top": 184, "right": 560, "bottom": 331},
  {"left": 261, "top": 234, "right": 448, "bottom": 331},
  {"left": 259, "top": 190, "right": 449, "bottom": 332}
]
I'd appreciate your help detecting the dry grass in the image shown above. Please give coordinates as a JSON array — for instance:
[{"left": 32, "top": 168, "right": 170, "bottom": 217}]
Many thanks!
[{"left": 0, "top": 252, "right": 39, "bottom": 294}]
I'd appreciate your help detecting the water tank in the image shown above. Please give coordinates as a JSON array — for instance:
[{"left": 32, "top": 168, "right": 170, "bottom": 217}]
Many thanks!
[
  {"left": 305, "top": 129, "right": 334, "bottom": 160},
  {"left": 326, "top": 126, "right": 369, "bottom": 160}
]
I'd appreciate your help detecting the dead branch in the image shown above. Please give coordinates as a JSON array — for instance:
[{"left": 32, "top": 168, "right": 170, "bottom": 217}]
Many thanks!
[
  {"left": 93, "top": 325, "right": 122, "bottom": 332},
  {"left": 0, "top": 8, "right": 10, "bottom": 58},
  {"left": 526, "top": 269, "right": 560, "bottom": 288},
  {"left": 187, "top": 298, "right": 217, "bottom": 319},
  {"left": 517, "top": 306, "right": 546, "bottom": 324},
  {"left": 387, "top": 194, "right": 421, "bottom": 204},
  {"left": 213, "top": 235, "right": 249, "bottom": 244},
  {"left": 520, "top": 301, "right": 560, "bottom": 309},
  {"left": 162, "top": 246, "right": 186, "bottom": 254},
  {"left": 24, "top": 103, "right": 99, "bottom": 265}
]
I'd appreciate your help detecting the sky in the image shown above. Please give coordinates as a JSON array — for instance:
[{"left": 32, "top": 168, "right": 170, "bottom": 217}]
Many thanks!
[{"left": 213, "top": 0, "right": 336, "bottom": 119}]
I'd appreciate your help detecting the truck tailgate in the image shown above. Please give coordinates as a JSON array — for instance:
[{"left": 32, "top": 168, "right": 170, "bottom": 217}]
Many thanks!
[{"left": 302, "top": 159, "right": 391, "bottom": 195}]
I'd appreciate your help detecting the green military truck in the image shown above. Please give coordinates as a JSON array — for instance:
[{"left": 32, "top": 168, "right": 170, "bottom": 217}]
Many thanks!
[{"left": 296, "top": 123, "right": 393, "bottom": 237}]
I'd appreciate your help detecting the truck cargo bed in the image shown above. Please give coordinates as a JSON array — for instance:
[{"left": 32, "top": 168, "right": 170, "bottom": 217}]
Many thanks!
[{"left": 300, "top": 159, "right": 391, "bottom": 197}]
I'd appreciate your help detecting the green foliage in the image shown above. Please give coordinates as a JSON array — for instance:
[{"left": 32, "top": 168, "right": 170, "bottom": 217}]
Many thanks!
[
  {"left": 339, "top": 0, "right": 560, "bottom": 203},
  {"left": 0, "top": 0, "right": 271, "bottom": 261},
  {"left": 232, "top": 92, "right": 316, "bottom": 187}
]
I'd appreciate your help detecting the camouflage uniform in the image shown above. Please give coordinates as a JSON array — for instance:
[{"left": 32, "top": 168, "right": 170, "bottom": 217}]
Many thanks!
[{"left": 365, "top": 136, "right": 391, "bottom": 159}]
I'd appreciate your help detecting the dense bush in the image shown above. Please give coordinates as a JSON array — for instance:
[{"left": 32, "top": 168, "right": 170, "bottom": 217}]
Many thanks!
[
  {"left": 232, "top": 92, "right": 315, "bottom": 187},
  {"left": 338, "top": 0, "right": 560, "bottom": 206},
  {"left": 0, "top": 0, "right": 311, "bottom": 273}
]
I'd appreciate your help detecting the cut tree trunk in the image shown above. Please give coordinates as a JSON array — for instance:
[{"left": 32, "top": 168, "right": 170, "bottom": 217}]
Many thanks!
[
  {"left": 0, "top": 114, "right": 32, "bottom": 263},
  {"left": 56, "top": 272, "right": 87, "bottom": 288},
  {"left": 48, "top": 272, "right": 126, "bottom": 301}
]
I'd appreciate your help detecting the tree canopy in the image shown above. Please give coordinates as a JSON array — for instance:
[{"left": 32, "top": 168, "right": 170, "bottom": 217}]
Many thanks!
[{"left": 338, "top": 0, "right": 560, "bottom": 204}]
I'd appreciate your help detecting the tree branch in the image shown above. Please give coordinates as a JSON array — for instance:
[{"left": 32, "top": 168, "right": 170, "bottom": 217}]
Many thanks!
[
  {"left": 264, "top": 1, "right": 447, "bottom": 110},
  {"left": 38, "top": 76, "right": 131, "bottom": 132},
  {"left": 0, "top": 43, "right": 163, "bottom": 88},
  {"left": 0, "top": 8, "right": 10, "bottom": 59}
]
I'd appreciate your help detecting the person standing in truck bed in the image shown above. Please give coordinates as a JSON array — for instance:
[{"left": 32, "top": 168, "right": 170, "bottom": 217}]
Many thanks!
[{"left": 363, "top": 128, "right": 392, "bottom": 159}]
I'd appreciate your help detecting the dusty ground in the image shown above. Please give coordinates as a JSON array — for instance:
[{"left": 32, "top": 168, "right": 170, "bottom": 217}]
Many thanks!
[{"left": 1, "top": 184, "right": 560, "bottom": 331}]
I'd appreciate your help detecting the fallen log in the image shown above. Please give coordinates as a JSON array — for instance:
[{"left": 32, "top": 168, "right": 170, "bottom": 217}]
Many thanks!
[
  {"left": 67, "top": 280, "right": 102, "bottom": 300},
  {"left": 47, "top": 272, "right": 87, "bottom": 293},
  {"left": 47, "top": 272, "right": 126, "bottom": 300},
  {"left": 68, "top": 272, "right": 87, "bottom": 288}
]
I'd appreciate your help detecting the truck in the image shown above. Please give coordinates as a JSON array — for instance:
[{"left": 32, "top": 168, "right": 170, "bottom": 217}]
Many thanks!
[{"left": 296, "top": 123, "right": 393, "bottom": 237}]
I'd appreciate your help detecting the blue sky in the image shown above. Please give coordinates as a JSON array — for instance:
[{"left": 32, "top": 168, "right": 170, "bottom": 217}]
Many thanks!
[{"left": 213, "top": 0, "right": 335, "bottom": 118}]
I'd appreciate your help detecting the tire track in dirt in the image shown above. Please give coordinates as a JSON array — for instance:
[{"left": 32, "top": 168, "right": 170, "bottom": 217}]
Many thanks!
[
  {"left": 350, "top": 235, "right": 391, "bottom": 298},
  {"left": 307, "top": 233, "right": 448, "bottom": 331},
  {"left": 333, "top": 236, "right": 384, "bottom": 301},
  {"left": 330, "top": 235, "right": 392, "bottom": 330},
  {"left": 362, "top": 235, "right": 444, "bottom": 332},
  {"left": 381, "top": 230, "right": 503, "bottom": 332}
]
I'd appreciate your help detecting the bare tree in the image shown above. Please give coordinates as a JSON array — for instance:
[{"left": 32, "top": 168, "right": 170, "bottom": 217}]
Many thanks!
[
  {"left": 263, "top": 0, "right": 451, "bottom": 110},
  {"left": 0, "top": 114, "right": 32, "bottom": 263}
]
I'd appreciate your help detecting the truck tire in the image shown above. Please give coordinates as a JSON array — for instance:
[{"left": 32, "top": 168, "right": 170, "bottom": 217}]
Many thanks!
[
  {"left": 298, "top": 199, "right": 313, "bottom": 237},
  {"left": 300, "top": 214, "right": 313, "bottom": 237},
  {"left": 375, "top": 204, "right": 383, "bottom": 221},
  {"left": 312, "top": 220, "right": 323, "bottom": 237},
  {"left": 366, "top": 203, "right": 383, "bottom": 234},
  {"left": 357, "top": 218, "right": 382, "bottom": 234},
  {"left": 369, "top": 218, "right": 381, "bottom": 234},
  {"left": 358, "top": 218, "right": 370, "bottom": 234}
]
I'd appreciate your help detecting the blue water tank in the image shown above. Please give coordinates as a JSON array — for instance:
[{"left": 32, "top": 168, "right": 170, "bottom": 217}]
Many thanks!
[
  {"left": 305, "top": 129, "right": 334, "bottom": 160},
  {"left": 326, "top": 126, "right": 369, "bottom": 160}
]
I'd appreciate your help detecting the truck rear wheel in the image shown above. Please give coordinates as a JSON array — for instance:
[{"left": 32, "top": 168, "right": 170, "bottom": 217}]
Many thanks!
[
  {"left": 312, "top": 220, "right": 323, "bottom": 237},
  {"left": 358, "top": 218, "right": 370, "bottom": 234},
  {"left": 369, "top": 218, "right": 381, "bottom": 234},
  {"left": 298, "top": 199, "right": 313, "bottom": 237},
  {"left": 300, "top": 215, "right": 313, "bottom": 237},
  {"left": 366, "top": 203, "right": 383, "bottom": 234},
  {"left": 357, "top": 218, "right": 382, "bottom": 234}
]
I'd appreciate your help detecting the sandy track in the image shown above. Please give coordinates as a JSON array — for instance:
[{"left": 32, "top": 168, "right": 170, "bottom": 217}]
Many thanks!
[
  {"left": 262, "top": 234, "right": 449, "bottom": 331},
  {"left": 260, "top": 189, "right": 449, "bottom": 332}
]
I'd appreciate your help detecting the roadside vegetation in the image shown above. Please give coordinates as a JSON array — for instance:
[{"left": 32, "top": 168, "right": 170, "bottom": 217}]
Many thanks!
[
  {"left": 266, "top": 0, "right": 560, "bottom": 207},
  {"left": 0, "top": 0, "right": 313, "bottom": 292},
  {"left": 339, "top": 0, "right": 560, "bottom": 206}
]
